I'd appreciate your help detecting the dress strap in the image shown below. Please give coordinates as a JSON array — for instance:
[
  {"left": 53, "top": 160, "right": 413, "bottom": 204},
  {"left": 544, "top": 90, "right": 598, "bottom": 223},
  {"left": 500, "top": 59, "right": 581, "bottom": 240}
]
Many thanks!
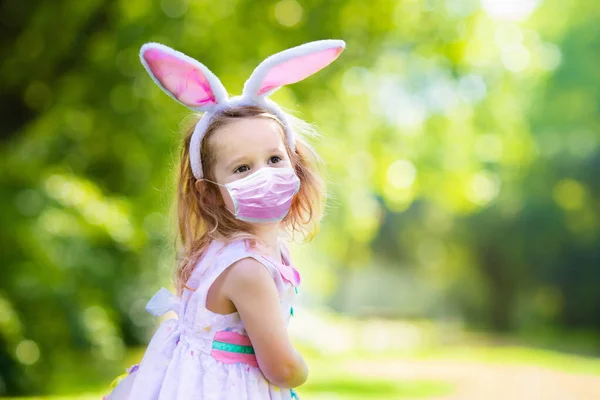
[{"left": 262, "top": 242, "right": 301, "bottom": 287}]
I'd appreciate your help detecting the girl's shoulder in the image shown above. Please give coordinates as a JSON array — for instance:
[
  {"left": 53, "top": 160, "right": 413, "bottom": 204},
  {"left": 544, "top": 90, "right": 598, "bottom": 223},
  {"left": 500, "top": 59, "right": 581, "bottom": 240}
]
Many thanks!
[
  {"left": 187, "top": 238, "right": 299, "bottom": 293},
  {"left": 192, "top": 238, "right": 266, "bottom": 280}
]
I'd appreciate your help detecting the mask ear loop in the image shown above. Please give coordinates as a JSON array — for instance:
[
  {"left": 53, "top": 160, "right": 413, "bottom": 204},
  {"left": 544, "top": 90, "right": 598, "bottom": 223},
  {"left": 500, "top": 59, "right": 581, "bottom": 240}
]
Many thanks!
[{"left": 196, "top": 177, "right": 225, "bottom": 187}]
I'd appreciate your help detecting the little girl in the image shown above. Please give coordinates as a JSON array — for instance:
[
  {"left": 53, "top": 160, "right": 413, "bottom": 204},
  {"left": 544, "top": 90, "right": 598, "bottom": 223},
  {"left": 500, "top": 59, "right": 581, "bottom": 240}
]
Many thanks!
[{"left": 103, "top": 39, "right": 345, "bottom": 399}]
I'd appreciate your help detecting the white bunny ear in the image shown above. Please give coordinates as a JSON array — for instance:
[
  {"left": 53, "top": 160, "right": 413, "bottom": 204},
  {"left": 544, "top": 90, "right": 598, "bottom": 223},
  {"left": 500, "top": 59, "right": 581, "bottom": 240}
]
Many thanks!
[
  {"left": 140, "top": 43, "right": 228, "bottom": 111},
  {"left": 242, "top": 39, "right": 346, "bottom": 98}
]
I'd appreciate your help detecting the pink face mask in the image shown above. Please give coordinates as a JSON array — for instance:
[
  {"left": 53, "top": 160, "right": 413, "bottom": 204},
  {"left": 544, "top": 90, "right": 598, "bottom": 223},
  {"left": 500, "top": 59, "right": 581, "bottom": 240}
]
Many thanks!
[{"left": 207, "top": 167, "right": 301, "bottom": 223}]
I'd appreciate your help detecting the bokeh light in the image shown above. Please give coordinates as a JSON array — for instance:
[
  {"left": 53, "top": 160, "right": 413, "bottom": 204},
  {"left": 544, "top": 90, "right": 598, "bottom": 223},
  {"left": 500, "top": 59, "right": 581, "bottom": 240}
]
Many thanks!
[
  {"left": 2, "top": 0, "right": 600, "bottom": 398},
  {"left": 481, "top": 0, "right": 542, "bottom": 21}
]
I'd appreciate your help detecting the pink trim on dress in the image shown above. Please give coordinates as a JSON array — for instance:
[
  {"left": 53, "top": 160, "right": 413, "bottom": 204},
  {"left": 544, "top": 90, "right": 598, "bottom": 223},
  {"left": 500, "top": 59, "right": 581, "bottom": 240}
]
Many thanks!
[
  {"left": 213, "top": 330, "right": 253, "bottom": 346},
  {"left": 211, "top": 331, "right": 259, "bottom": 368}
]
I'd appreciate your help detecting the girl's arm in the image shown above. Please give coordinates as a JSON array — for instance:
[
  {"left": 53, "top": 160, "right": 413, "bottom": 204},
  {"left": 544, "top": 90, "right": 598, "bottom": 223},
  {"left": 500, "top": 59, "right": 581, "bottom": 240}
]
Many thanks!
[{"left": 221, "top": 258, "right": 308, "bottom": 389}]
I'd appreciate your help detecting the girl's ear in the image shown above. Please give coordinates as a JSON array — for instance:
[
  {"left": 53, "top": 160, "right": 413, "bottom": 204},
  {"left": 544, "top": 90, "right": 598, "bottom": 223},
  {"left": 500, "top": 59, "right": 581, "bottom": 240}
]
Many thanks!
[
  {"left": 194, "top": 179, "right": 205, "bottom": 194},
  {"left": 140, "top": 43, "right": 228, "bottom": 111},
  {"left": 242, "top": 39, "right": 346, "bottom": 98},
  {"left": 196, "top": 179, "right": 224, "bottom": 207}
]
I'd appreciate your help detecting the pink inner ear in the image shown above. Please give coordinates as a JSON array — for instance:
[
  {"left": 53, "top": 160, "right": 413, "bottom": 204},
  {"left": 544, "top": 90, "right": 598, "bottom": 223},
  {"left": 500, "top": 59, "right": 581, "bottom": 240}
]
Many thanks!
[
  {"left": 143, "top": 48, "right": 216, "bottom": 107},
  {"left": 258, "top": 47, "right": 344, "bottom": 95}
]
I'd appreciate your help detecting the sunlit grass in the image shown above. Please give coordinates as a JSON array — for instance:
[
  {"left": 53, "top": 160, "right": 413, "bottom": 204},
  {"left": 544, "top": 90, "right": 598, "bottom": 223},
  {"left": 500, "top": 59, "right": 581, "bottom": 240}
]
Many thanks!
[
  {"left": 7, "top": 328, "right": 600, "bottom": 399},
  {"left": 302, "top": 379, "right": 453, "bottom": 399},
  {"left": 293, "top": 344, "right": 455, "bottom": 399},
  {"left": 418, "top": 344, "right": 600, "bottom": 376},
  {"left": 328, "top": 343, "right": 600, "bottom": 375}
]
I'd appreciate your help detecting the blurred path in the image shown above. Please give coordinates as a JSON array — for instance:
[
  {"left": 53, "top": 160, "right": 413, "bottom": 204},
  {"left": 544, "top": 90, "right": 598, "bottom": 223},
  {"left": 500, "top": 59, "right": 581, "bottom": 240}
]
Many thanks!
[{"left": 345, "top": 359, "right": 600, "bottom": 400}]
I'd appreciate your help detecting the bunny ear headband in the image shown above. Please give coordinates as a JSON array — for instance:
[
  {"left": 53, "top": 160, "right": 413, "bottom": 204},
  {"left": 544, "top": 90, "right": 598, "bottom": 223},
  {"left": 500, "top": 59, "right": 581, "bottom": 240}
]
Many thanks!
[{"left": 140, "top": 39, "right": 346, "bottom": 179}]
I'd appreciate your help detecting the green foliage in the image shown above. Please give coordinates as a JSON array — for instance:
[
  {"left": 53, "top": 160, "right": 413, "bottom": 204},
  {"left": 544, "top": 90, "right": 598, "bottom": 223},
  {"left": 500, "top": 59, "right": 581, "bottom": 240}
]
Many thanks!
[{"left": 1, "top": 0, "right": 599, "bottom": 395}]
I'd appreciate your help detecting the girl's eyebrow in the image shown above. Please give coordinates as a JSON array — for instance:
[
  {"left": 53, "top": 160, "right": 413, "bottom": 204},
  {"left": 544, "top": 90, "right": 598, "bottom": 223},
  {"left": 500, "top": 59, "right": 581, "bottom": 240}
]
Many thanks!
[{"left": 226, "top": 156, "right": 248, "bottom": 170}]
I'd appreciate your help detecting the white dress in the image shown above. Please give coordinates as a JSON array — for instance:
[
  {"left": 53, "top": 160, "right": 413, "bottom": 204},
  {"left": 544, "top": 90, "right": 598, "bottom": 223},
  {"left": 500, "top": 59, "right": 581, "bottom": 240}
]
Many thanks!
[{"left": 106, "top": 239, "right": 301, "bottom": 400}]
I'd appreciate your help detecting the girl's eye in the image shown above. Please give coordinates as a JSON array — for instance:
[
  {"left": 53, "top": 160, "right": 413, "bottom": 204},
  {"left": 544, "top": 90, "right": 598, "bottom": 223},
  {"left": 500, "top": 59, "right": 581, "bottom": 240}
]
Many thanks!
[
  {"left": 269, "top": 156, "right": 282, "bottom": 164},
  {"left": 234, "top": 165, "right": 250, "bottom": 174}
]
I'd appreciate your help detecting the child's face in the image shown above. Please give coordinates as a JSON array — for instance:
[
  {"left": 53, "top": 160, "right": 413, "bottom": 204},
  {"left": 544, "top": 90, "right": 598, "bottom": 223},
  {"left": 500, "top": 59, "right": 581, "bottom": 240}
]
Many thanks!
[{"left": 210, "top": 117, "right": 293, "bottom": 214}]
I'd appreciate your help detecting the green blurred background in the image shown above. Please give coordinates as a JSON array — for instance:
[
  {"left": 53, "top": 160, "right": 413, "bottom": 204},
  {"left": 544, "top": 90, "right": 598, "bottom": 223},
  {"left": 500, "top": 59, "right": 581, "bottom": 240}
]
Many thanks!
[{"left": 1, "top": 0, "right": 600, "bottom": 398}]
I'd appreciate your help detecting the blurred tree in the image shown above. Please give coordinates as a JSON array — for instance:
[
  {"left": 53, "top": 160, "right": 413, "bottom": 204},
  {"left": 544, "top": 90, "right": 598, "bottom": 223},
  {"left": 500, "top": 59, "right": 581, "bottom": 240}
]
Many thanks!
[{"left": 1, "top": 0, "right": 599, "bottom": 395}]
